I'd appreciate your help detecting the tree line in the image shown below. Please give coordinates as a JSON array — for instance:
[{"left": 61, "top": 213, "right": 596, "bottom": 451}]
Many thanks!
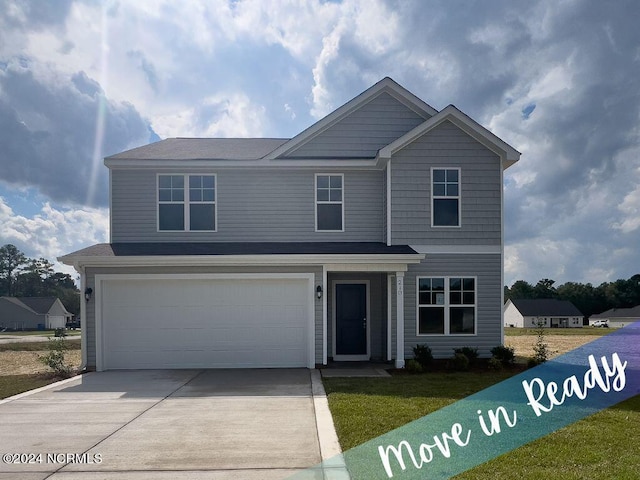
[
  {"left": 0, "top": 244, "right": 79, "bottom": 315},
  {"left": 504, "top": 275, "right": 640, "bottom": 318}
]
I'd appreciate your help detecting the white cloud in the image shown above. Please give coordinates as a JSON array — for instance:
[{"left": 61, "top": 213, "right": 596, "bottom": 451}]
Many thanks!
[{"left": 0, "top": 197, "right": 108, "bottom": 277}]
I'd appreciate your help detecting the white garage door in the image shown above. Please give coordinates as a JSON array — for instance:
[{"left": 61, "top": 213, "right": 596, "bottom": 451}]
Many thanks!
[{"left": 99, "top": 276, "right": 312, "bottom": 370}]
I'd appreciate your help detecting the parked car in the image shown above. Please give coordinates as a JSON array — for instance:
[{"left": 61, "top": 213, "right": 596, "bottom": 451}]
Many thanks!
[
  {"left": 591, "top": 319, "right": 609, "bottom": 328},
  {"left": 66, "top": 319, "right": 81, "bottom": 330}
]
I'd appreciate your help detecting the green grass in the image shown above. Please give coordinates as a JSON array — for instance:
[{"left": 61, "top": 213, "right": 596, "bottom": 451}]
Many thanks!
[
  {"left": 0, "top": 339, "right": 81, "bottom": 352},
  {"left": 323, "top": 372, "right": 640, "bottom": 478},
  {"left": 0, "top": 374, "right": 60, "bottom": 399},
  {"left": 505, "top": 327, "right": 611, "bottom": 336},
  {"left": 0, "top": 329, "right": 81, "bottom": 336}
]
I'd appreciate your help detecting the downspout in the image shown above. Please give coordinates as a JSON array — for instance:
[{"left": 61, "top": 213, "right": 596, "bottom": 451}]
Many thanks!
[{"left": 76, "top": 262, "right": 88, "bottom": 371}]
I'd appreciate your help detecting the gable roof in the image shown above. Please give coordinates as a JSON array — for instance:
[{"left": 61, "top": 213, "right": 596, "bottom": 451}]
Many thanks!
[
  {"left": 0, "top": 297, "right": 69, "bottom": 316},
  {"left": 379, "top": 104, "right": 520, "bottom": 169},
  {"left": 263, "top": 77, "right": 438, "bottom": 160},
  {"left": 591, "top": 305, "right": 640, "bottom": 319},
  {"left": 508, "top": 298, "right": 583, "bottom": 317}
]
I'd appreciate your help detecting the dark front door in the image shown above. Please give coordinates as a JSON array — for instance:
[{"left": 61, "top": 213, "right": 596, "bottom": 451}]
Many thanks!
[{"left": 335, "top": 283, "right": 367, "bottom": 356}]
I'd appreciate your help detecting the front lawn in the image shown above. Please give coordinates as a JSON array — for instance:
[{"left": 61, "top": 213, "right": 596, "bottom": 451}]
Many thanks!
[
  {"left": 505, "top": 327, "right": 611, "bottom": 336},
  {"left": 323, "top": 373, "right": 640, "bottom": 479},
  {"left": 0, "top": 374, "right": 60, "bottom": 399}
]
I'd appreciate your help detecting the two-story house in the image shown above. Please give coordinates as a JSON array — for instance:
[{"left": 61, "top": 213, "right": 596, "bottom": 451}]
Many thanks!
[{"left": 60, "top": 77, "right": 520, "bottom": 371}]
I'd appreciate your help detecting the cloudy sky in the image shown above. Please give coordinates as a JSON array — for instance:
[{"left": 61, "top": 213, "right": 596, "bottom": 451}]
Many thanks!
[{"left": 0, "top": 0, "right": 638, "bottom": 287}]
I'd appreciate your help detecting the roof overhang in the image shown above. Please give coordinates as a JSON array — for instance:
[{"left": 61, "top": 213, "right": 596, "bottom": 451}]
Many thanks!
[{"left": 58, "top": 242, "right": 425, "bottom": 273}]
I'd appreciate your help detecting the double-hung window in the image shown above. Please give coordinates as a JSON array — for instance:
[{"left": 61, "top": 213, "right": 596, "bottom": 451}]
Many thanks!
[
  {"left": 432, "top": 168, "right": 460, "bottom": 227},
  {"left": 417, "top": 277, "right": 476, "bottom": 335},
  {"left": 158, "top": 174, "right": 216, "bottom": 231},
  {"left": 316, "top": 174, "right": 343, "bottom": 231}
]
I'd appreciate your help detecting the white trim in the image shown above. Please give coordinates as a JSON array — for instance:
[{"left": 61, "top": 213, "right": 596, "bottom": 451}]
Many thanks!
[
  {"left": 386, "top": 161, "right": 392, "bottom": 245},
  {"left": 322, "top": 266, "right": 328, "bottom": 365},
  {"left": 107, "top": 158, "right": 384, "bottom": 170},
  {"left": 156, "top": 173, "right": 218, "bottom": 233},
  {"left": 332, "top": 280, "right": 371, "bottom": 361},
  {"left": 500, "top": 163, "right": 505, "bottom": 345},
  {"left": 378, "top": 105, "right": 520, "bottom": 169},
  {"left": 78, "top": 265, "right": 88, "bottom": 370},
  {"left": 315, "top": 173, "right": 345, "bottom": 232},
  {"left": 94, "top": 273, "right": 315, "bottom": 371},
  {"left": 386, "top": 273, "right": 392, "bottom": 362},
  {"left": 415, "top": 276, "right": 478, "bottom": 336},
  {"left": 431, "top": 167, "right": 461, "bottom": 228},
  {"left": 108, "top": 169, "right": 113, "bottom": 243},
  {"left": 410, "top": 245, "right": 501, "bottom": 255},
  {"left": 395, "top": 272, "right": 405, "bottom": 369},
  {"left": 62, "top": 253, "right": 425, "bottom": 269}
]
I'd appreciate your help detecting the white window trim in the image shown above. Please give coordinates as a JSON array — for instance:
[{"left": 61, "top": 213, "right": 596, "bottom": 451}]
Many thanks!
[
  {"left": 315, "top": 173, "right": 345, "bottom": 232},
  {"left": 416, "top": 276, "right": 477, "bottom": 336},
  {"left": 430, "top": 167, "right": 461, "bottom": 228},
  {"left": 157, "top": 173, "right": 217, "bottom": 232}
]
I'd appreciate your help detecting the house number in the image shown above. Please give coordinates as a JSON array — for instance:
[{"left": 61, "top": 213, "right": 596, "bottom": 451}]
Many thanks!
[{"left": 396, "top": 278, "right": 404, "bottom": 296}]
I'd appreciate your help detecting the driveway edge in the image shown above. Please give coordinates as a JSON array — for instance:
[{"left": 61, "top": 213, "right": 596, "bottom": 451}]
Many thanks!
[
  {"left": 0, "top": 373, "right": 85, "bottom": 405},
  {"left": 310, "top": 369, "right": 341, "bottom": 460}
]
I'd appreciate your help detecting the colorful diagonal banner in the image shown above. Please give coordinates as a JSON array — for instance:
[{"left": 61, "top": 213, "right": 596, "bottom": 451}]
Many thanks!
[{"left": 294, "top": 321, "right": 639, "bottom": 480}]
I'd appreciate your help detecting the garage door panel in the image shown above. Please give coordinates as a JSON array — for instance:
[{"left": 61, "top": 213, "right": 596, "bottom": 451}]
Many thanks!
[{"left": 100, "top": 277, "right": 311, "bottom": 369}]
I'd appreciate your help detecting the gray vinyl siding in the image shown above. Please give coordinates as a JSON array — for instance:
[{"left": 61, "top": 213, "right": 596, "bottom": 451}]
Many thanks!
[
  {"left": 285, "top": 92, "right": 427, "bottom": 158},
  {"left": 84, "top": 265, "right": 323, "bottom": 369},
  {"left": 390, "top": 120, "right": 502, "bottom": 245},
  {"left": 402, "top": 254, "right": 502, "bottom": 359},
  {"left": 111, "top": 169, "right": 383, "bottom": 243},
  {"left": 327, "top": 273, "right": 387, "bottom": 360}
]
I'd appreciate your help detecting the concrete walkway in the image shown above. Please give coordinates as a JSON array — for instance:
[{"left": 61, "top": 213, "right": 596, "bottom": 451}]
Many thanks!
[{"left": 0, "top": 369, "right": 344, "bottom": 479}]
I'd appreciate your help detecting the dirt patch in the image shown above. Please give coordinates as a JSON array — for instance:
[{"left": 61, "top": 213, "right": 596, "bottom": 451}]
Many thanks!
[
  {"left": 0, "top": 350, "right": 82, "bottom": 376},
  {"left": 505, "top": 335, "right": 599, "bottom": 360}
]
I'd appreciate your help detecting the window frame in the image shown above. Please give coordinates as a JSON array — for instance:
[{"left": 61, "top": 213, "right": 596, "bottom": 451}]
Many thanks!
[
  {"left": 315, "top": 173, "right": 345, "bottom": 232},
  {"left": 157, "top": 173, "right": 217, "bottom": 232},
  {"left": 431, "top": 167, "right": 461, "bottom": 228},
  {"left": 416, "top": 276, "right": 477, "bottom": 336}
]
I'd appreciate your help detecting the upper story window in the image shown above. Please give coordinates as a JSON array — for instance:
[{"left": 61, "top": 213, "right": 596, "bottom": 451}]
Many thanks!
[
  {"left": 432, "top": 168, "right": 460, "bottom": 227},
  {"left": 158, "top": 174, "right": 216, "bottom": 231},
  {"left": 316, "top": 174, "right": 343, "bottom": 231},
  {"left": 417, "top": 277, "right": 476, "bottom": 335}
]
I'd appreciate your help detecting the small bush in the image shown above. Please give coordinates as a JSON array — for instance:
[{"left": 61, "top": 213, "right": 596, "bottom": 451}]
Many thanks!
[
  {"left": 413, "top": 344, "right": 433, "bottom": 368},
  {"left": 488, "top": 357, "right": 503, "bottom": 371},
  {"left": 38, "top": 337, "right": 74, "bottom": 378},
  {"left": 490, "top": 345, "right": 515, "bottom": 366},
  {"left": 450, "top": 352, "right": 470, "bottom": 371},
  {"left": 405, "top": 359, "right": 423, "bottom": 373},
  {"left": 454, "top": 347, "right": 479, "bottom": 362}
]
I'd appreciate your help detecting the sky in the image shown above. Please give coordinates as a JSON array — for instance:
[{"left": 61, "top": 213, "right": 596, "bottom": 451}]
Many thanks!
[{"left": 0, "top": 0, "right": 638, "bottom": 287}]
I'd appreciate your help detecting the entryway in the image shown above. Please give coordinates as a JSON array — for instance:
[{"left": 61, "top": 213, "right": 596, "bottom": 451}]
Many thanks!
[{"left": 333, "top": 281, "right": 370, "bottom": 360}]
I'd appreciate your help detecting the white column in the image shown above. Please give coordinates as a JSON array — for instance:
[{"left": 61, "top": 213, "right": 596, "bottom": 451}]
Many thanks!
[{"left": 395, "top": 272, "right": 405, "bottom": 368}]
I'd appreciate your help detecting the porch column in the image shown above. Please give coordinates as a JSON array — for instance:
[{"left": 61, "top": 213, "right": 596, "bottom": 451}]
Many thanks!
[{"left": 395, "top": 272, "right": 405, "bottom": 368}]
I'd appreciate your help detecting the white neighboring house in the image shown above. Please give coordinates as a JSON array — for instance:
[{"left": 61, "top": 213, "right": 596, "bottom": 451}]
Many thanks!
[
  {"left": 589, "top": 305, "right": 640, "bottom": 328},
  {"left": 504, "top": 298, "right": 583, "bottom": 328}
]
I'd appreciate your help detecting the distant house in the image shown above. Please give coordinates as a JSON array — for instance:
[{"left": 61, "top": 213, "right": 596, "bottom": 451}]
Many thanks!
[
  {"left": 0, "top": 297, "right": 73, "bottom": 330},
  {"left": 589, "top": 305, "right": 640, "bottom": 328},
  {"left": 504, "top": 299, "right": 583, "bottom": 328}
]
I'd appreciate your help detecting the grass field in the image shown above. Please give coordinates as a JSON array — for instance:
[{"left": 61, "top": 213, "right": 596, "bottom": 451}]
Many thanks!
[
  {"left": 0, "top": 339, "right": 82, "bottom": 398},
  {"left": 324, "top": 329, "right": 639, "bottom": 479}
]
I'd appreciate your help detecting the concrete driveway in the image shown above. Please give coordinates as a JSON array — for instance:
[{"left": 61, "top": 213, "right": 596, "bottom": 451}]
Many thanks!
[{"left": 0, "top": 369, "right": 342, "bottom": 479}]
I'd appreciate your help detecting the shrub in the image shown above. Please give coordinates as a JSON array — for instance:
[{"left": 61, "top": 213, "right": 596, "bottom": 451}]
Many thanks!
[
  {"left": 488, "top": 357, "right": 503, "bottom": 371},
  {"left": 532, "top": 320, "right": 554, "bottom": 365},
  {"left": 38, "top": 337, "right": 74, "bottom": 378},
  {"left": 405, "top": 359, "right": 423, "bottom": 373},
  {"left": 454, "top": 347, "right": 479, "bottom": 363},
  {"left": 490, "top": 345, "right": 515, "bottom": 366},
  {"left": 412, "top": 344, "right": 433, "bottom": 368},
  {"left": 450, "top": 352, "right": 470, "bottom": 371}
]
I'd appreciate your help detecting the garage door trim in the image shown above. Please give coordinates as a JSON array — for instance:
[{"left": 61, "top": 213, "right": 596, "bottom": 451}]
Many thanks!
[{"left": 94, "top": 273, "right": 316, "bottom": 370}]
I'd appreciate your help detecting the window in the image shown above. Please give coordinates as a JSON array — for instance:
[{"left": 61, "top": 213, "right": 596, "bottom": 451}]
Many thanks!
[
  {"left": 316, "top": 174, "right": 343, "bottom": 231},
  {"left": 417, "top": 277, "right": 476, "bottom": 335},
  {"left": 158, "top": 174, "right": 216, "bottom": 231},
  {"left": 432, "top": 168, "right": 460, "bottom": 227}
]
